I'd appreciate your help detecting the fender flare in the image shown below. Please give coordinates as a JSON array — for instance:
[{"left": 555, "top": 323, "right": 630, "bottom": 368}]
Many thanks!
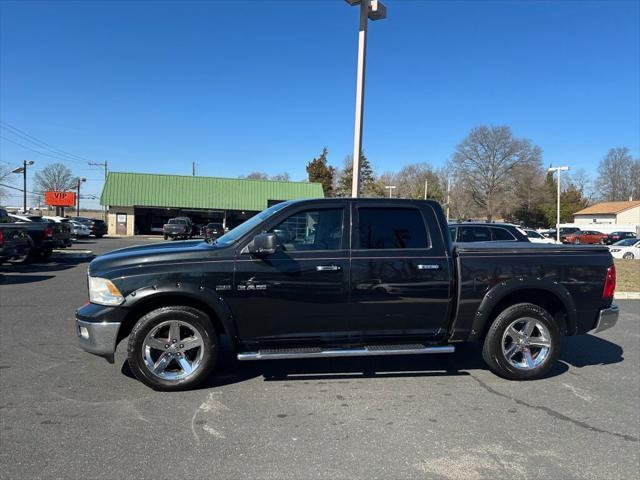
[
  {"left": 121, "top": 284, "right": 238, "bottom": 342},
  {"left": 467, "top": 277, "right": 578, "bottom": 341}
]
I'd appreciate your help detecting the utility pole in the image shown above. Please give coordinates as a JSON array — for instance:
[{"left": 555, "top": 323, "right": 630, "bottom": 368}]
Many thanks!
[
  {"left": 11, "top": 160, "right": 34, "bottom": 213},
  {"left": 89, "top": 161, "right": 108, "bottom": 221},
  {"left": 345, "top": 0, "right": 387, "bottom": 198},
  {"left": 192, "top": 161, "right": 196, "bottom": 177},
  {"left": 548, "top": 166, "right": 569, "bottom": 243},
  {"left": 424, "top": 178, "right": 428, "bottom": 200},
  {"left": 446, "top": 177, "right": 451, "bottom": 221},
  {"left": 76, "top": 177, "right": 86, "bottom": 216}
]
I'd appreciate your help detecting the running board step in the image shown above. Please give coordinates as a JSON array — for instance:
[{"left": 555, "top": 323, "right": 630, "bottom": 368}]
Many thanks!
[{"left": 237, "top": 344, "right": 454, "bottom": 361}]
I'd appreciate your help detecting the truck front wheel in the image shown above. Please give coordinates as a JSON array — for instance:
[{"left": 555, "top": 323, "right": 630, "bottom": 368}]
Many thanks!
[
  {"left": 482, "top": 302, "right": 560, "bottom": 380},
  {"left": 127, "top": 306, "right": 218, "bottom": 391}
]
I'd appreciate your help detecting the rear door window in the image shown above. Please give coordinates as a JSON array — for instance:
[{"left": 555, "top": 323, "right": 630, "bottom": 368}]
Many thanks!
[
  {"left": 458, "top": 226, "right": 491, "bottom": 242},
  {"left": 490, "top": 227, "right": 516, "bottom": 241},
  {"left": 357, "top": 208, "right": 429, "bottom": 249}
]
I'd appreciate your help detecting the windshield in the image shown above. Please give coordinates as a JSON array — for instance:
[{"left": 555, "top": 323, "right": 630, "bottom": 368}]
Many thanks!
[
  {"left": 525, "top": 230, "right": 542, "bottom": 238},
  {"left": 213, "top": 201, "right": 292, "bottom": 247},
  {"left": 168, "top": 219, "right": 186, "bottom": 225},
  {"left": 613, "top": 238, "right": 637, "bottom": 246}
]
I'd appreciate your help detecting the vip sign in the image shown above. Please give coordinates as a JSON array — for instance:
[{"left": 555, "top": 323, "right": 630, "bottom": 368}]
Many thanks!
[{"left": 45, "top": 191, "right": 76, "bottom": 207}]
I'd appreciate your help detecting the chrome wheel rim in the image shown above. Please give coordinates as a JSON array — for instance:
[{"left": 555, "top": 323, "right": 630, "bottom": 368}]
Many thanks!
[
  {"left": 501, "top": 317, "right": 551, "bottom": 370},
  {"left": 142, "top": 320, "right": 205, "bottom": 381}
]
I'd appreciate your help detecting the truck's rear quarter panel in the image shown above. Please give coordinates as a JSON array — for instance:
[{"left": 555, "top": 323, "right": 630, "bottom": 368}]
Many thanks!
[{"left": 450, "top": 243, "right": 614, "bottom": 341}]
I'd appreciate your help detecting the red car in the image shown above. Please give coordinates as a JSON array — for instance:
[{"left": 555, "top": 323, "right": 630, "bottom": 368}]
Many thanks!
[{"left": 563, "top": 230, "right": 607, "bottom": 245}]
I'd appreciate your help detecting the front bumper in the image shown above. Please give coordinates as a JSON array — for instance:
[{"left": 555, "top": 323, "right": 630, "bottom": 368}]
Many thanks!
[
  {"left": 75, "top": 303, "right": 127, "bottom": 363},
  {"left": 76, "top": 319, "right": 120, "bottom": 363},
  {"left": 593, "top": 305, "right": 619, "bottom": 334}
]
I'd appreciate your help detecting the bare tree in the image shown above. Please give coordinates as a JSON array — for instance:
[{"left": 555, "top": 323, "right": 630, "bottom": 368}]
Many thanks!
[
  {"left": 389, "top": 162, "right": 444, "bottom": 201},
  {"left": 32, "top": 163, "right": 75, "bottom": 194},
  {"left": 451, "top": 126, "right": 542, "bottom": 220},
  {"left": 0, "top": 164, "right": 16, "bottom": 203},
  {"left": 241, "top": 172, "right": 269, "bottom": 180},
  {"left": 595, "top": 147, "right": 636, "bottom": 201},
  {"left": 270, "top": 172, "right": 291, "bottom": 182},
  {"left": 631, "top": 159, "right": 640, "bottom": 201},
  {"left": 566, "top": 168, "right": 595, "bottom": 203}
]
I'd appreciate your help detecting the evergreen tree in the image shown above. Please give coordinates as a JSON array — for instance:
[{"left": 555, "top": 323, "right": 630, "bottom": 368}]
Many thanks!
[
  {"left": 306, "top": 147, "right": 335, "bottom": 196},
  {"left": 336, "top": 153, "right": 383, "bottom": 197}
]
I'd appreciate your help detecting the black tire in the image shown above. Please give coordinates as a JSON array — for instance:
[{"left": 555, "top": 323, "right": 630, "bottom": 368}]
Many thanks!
[
  {"left": 623, "top": 252, "right": 634, "bottom": 260},
  {"left": 95, "top": 234, "right": 104, "bottom": 239},
  {"left": 127, "top": 306, "right": 218, "bottom": 391},
  {"left": 482, "top": 302, "right": 561, "bottom": 381},
  {"left": 163, "top": 234, "right": 168, "bottom": 240},
  {"left": 9, "top": 236, "right": 34, "bottom": 265},
  {"left": 38, "top": 247, "right": 53, "bottom": 261}
]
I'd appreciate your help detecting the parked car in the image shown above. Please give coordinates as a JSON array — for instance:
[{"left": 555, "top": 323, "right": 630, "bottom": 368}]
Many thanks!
[
  {"left": 0, "top": 217, "right": 30, "bottom": 264},
  {"left": 4, "top": 210, "right": 59, "bottom": 261},
  {"left": 524, "top": 229, "right": 559, "bottom": 244},
  {"left": 563, "top": 230, "right": 607, "bottom": 245},
  {"left": 70, "top": 217, "right": 107, "bottom": 238},
  {"left": 448, "top": 222, "right": 530, "bottom": 243},
  {"left": 202, "top": 222, "right": 224, "bottom": 241},
  {"left": 40, "top": 216, "right": 73, "bottom": 248},
  {"left": 604, "top": 231, "right": 636, "bottom": 245},
  {"left": 541, "top": 227, "right": 582, "bottom": 242},
  {"left": 75, "top": 198, "right": 618, "bottom": 391},
  {"left": 609, "top": 238, "right": 640, "bottom": 260},
  {"left": 70, "top": 220, "right": 90, "bottom": 238},
  {"left": 162, "top": 217, "right": 192, "bottom": 240}
]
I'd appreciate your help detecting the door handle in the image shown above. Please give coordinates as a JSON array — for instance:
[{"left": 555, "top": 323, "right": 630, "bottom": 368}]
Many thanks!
[
  {"left": 316, "top": 265, "right": 341, "bottom": 272},
  {"left": 417, "top": 264, "right": 441, "bottom": 270}
]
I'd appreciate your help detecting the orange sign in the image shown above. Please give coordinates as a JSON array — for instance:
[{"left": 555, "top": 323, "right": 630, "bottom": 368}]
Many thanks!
[{"left": 45, "top": 191, "right": 76, "bottom": 207}]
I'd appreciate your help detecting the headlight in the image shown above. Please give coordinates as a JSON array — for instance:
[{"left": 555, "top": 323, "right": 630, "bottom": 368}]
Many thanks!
[
  {"left": 89, "top": 277, "right": 124, "bottom": 306},
  {"left": 610, "top": 249, "right": 620, "bottom": 252}
]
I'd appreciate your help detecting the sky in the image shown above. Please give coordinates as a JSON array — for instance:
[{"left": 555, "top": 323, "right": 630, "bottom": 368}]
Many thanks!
[{"left": 1, "top": 0, "right": 639, "bottom": 209}]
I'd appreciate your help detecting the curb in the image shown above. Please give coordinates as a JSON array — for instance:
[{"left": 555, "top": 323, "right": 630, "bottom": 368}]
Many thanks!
[
  {"left": 51, "top": 249, "right": 94, "bottom": 260},
  {"left": 614, "top": 292, "right": 640, "bottom": 300}
]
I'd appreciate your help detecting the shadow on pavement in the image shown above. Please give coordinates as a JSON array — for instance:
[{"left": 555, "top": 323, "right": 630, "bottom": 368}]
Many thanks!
[
  {"left": 560, "top": 334, "right": 624, "bottom": 368},
  {"left": 0, "top": 257, "right": 91, "bottom": 284},
  {"left": 120, "top": 333, "right": 624, "bottom": 389}
]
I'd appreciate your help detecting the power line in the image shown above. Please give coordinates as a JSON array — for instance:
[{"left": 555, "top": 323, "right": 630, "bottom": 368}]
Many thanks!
[
  {"left": 0, "top": 135, "right": 88, "bottom": 164},
  {"left": 0, "top": 121, "right": 99, "bottom": 164}
]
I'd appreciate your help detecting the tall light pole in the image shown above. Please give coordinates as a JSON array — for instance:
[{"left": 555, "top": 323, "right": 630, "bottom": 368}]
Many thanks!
[
  {"left": 384, "top": 185, "right": 396, "bottom": 198},
  {"left": 11, "top": 160, "right": 34, "bottom": 213},
  {"left": 345, "top": 0, "right": 387, "bottom": 198},
  {"left": 548, "top": 166, "right": 569, "bottom": 243},
  {"left": 76, "top": 177, "right": 86, "bottom": 216}
]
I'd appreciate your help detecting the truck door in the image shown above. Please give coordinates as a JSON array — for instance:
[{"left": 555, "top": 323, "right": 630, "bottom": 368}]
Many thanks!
[
  {"left": 349, "top": 203, "right": 452, "bottom": 339},
  {"left": 231, "top": 203, "right": 352, "bottom": 341}
]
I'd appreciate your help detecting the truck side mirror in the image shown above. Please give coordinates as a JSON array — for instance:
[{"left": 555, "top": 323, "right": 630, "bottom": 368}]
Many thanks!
[{"left": 247, "top": 232, "right": 277, "bottom": 255}]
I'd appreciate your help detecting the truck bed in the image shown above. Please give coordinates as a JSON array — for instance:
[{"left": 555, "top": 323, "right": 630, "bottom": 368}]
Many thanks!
[{"left": 450, "top": 242, "right": 613, "bottom": 342}]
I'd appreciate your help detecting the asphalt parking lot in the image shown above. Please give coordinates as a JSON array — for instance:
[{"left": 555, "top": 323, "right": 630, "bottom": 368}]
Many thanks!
[{"left": 1, "top": 237, "right": 638, "bottom": 480}]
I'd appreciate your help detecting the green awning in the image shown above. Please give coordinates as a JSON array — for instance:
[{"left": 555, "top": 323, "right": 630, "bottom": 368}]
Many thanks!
[{"left": 101, "top": 172, "right": 324, "bottom": 211}]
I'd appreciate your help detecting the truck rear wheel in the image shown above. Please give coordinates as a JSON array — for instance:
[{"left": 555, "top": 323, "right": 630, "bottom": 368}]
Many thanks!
[
  {"left": 127, "top": 306, "right": 218, "bottom": 391},
  {"left": 482, "top": 303, "right": 560, "bottom": 380}
]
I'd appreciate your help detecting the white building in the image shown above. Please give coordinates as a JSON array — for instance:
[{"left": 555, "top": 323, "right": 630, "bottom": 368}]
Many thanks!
[{"left": 567, "top": 200, "right": 640, "bottom": 235}]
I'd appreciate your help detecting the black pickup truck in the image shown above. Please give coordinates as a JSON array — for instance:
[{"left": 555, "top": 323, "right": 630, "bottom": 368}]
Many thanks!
[
  {"left": 1, "top": 209, "right": 57, "bottom": 262},
  {"left": 76, "top": 199, "right": 618, "bottom": 390},
  {"left": 0, "top": 222, "right": 29, "bottom": 264}
]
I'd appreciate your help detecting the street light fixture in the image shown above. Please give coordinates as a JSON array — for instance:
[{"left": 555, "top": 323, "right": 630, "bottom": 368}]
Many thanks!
[
  {"left": 548, "top": 166, "right": 569, "bottom": 243},
  {"left": 11, "top": 160, "right": 34, "bottom": 213},
  {"left": 76, "top": 177, "right": 86, "bottom": 216},
  {"left": 344, "top": 0, "right": 387, "bottom": 198},
  {"left": 384, "top": 185, "right": 396, "bottom": 198}
]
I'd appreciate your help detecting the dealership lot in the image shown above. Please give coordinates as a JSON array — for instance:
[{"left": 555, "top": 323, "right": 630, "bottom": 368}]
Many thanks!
[{"left": 0, "top": 237, "right": 638, "bottom": 480}]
